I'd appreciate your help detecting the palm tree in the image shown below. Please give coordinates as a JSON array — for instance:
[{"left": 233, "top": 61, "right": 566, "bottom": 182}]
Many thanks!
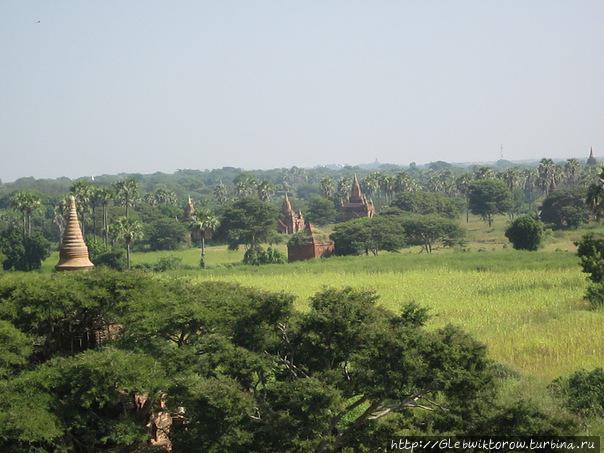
[
  {"left": 455, "top": 174, "right": 472, "bottom": 223},
  {"left": 109, "top": 217, "right": 143, "bottom": 269},
  {"left": 394, "top": 171, "right": 418, "bottom": 194},
  {"left": 363, "top": 172, "right": 382, "bottom": 199},
  {"left": 154, "top": 188, "right": 178, "bottom": 206},
  {"left": 257, "top": 181, "right": 275, "bottom": 202},
  {"left": 113, "top": 178, "right": 139, "bottom": 217},
  {"left": 190, "top": 209, "right": 220, "bottom": 264},
  {"left": 95, "top": 187, "right": 113, "bottom": 245},
  {"left": 336, "top": 176, "right": 353, "bottom": 201},
  {"left": 53, "top": 197, "right": 70, "bottom": 244},
  {"left": 213, "top": 181, "right": 229, "bottom": 204},
  {"left": 564, "top": 159, "right": 581, "bottom": 187},
  {"left": 500, "top": 168, "right": 521, "bottom": 192},
  {"left": 379, "top": 175, "right": 396, "bottom": 202},
  {"left": 234, "top": 176, "right": 257, "bottom": 198},
  {"left": 320, "top": 176, "right": 335, "bottom": 199},
  {"left": 473, "top": 166, "right": 496, "bottom": 180},
  {"left": 11, "top": 191, "right": 41, "bottom": 237},
  {"left": 537, "top": 158, "right": 561, "bottom": 195}
]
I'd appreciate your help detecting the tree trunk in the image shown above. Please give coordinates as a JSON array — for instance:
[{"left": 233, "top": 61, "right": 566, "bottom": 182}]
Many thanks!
[
  {"left": 92, "top": 206, "right": 97, "bottom": 236},
  {"left": 103, "top": 206, "right": 108, "bottom": 245},
  {"left": 201, "top": 235, "right": 206, "bottom": 257},
  {"left": 126, "top": 242, "right": 131, "bottom": 269}
]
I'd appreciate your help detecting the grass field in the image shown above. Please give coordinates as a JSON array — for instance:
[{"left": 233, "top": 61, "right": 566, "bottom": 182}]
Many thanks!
[{"left": 41, "top": 214, "right": 604, "bottom": 384}]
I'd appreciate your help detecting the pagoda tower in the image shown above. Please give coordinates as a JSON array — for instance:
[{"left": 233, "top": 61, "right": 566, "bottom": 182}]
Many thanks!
[
  {"left": 183, "top": 195, "right": 195, "bottom": 221},
  {"left": 340, "top": 174, "right": 375, "bottom": 221},
  {"left": 587, "top": 147, "right": 597, "bottom": 166},
  {"left": 277, "top": 193, "right": 304, "bottom": 234},
  {"left": 56, "top": 195, "right": 94, "bottom": 271}
]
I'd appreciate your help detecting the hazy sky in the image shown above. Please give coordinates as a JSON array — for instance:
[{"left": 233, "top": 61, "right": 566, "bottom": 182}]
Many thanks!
[{"left": 1, "top": 1, "right": 603, "bottom": 181}]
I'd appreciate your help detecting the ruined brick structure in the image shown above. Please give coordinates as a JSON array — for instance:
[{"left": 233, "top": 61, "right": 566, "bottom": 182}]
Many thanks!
[
  {"left": 340, "top": 174, "right": 375, "bottom": 221},
  {"left": 278, "top": 193, "right": 305, "bottom": 234},
  {"left": 287, "top": 223, "right": 334, "bottom": 262}
]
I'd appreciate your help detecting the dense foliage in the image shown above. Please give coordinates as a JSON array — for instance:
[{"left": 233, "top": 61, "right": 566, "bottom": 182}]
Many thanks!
[
  {"left": 0, "top": 271, "right": 579, "bottom": 451},
  {"left": 504, "top": 215, "right": 544, "bottom": 251},
  {"left": 540, "top": 189, "right": 589, "bottom": 230}
]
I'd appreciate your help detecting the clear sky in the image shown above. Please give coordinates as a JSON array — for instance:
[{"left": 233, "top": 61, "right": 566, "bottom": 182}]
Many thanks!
[{"left": 1, "top": 1, "right": 603, "bottom": 181}]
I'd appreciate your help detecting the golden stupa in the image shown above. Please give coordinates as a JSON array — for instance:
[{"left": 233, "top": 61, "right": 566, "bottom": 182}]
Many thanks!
[{"left": 56, "top": 195, "right": 94, "bottom": 271}]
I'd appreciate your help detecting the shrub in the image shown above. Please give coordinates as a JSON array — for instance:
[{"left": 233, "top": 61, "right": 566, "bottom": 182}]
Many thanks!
[
  {"left": 94, "top": 248, "right": 127, "bottom": 271},
  {"left": 504, "top": 215, "right": 544, "bottom": 251},
  {"left": 550, "top": 368, "right": 604, "bottom": 417},
  {"left": 243, "top": 246, "right": 286, "bottom": 265}
]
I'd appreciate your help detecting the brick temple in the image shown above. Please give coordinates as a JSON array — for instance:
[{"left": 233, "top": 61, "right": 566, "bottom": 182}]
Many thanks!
[
  {"left": 340, "top": 174, "right": 375, "bottom": 221},
  {"left": 287, "top": 222, "right": 334, "bottom": 262},
  {"left": 277, "top": 193, "right": 305, "bottom": 234}
]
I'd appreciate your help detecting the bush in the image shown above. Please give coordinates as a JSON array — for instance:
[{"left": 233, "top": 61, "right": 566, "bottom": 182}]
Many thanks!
[
  {"left": 504, "top": 215, "right": 544, "bottom": 251},
  {"left": 94, "top": 248, "right": 127, "bottom": 271},
  {"left": 134, "top": 256, "right": 184, "bottom": 272},
  {"left": 243, "top": 246, "right": 286, "bottom": 265},
  {"left": 550, "top": 368, "right": 604, "bottom": 417},
  {"left": 85, "top": 236, "right": 110, "bottom": 262}
]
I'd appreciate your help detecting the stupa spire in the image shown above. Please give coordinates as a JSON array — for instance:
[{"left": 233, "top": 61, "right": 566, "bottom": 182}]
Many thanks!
[{"left": 56, "top": 195, "right": 94, "bottom": 271}]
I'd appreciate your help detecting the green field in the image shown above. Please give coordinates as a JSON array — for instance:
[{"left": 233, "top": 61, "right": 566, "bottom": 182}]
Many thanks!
[{"left": 42, "top": 215, "right": 604, "bottom": 384}]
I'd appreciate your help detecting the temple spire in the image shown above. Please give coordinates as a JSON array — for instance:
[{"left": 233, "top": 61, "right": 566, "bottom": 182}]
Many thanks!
[
  {"left": 350, "top": 174, "right": 363, "bottom": 202},
  {"left": 587, "top": 147, "right": 597, "bottom": 166},
  {"left": 282, "top": 193, "right": 293, "bottom": 213},
  {"left": 56, "top": 196, "right": 94, "bottom": 271}
]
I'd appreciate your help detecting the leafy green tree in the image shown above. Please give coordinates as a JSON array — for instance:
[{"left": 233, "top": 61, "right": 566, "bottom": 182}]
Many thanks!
[
  {"left": 0, "top": 228, "right": 51, "bottom": 271},
  {"left": 330, "top": 216, "right": 405, "bottom": 256},
  {"left": 400, "top": 214, "right": 464, "bottom": 253},
  {"left": 504, "top": 215, "right": 544, "bottom": 251},
  {"left": 468, "top": 180, "right": 512, "bottom": 226},
  {"left": 218, "top": 198, "right": 277, "bottom": 250},
  {"left": 306, "top": 196, "right": 338, "bottom": 226},
  {"left": 0, "top": 320, "right": 32, "bottom": 378},
  {"left": 146, "top": 217, "right": 189, "bottom": 251},
  {"left": 539, "top": 189, "right": 589, "bottom": 230},
  {"left": 390, "top": 191, "right": 462, "bottom": 219},
  {"left": 109, "top": 217, "right": 144, "bottom": 269}
]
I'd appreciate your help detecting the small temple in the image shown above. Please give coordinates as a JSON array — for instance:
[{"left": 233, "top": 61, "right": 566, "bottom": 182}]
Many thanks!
[
  {"left": 340, "top": 174, "right": 375, "bottom": 221},
  {"left": 287, "top": 222, "right": 334, "bottom": 262},
  {"left": 587, "top": 147, "right": 597, "bottom": 166},
  {"left": 182, "top": 195, "right": 195, "bottom": 221},
  {"left": 56, "top": 195, "right": 94, "bottom": 271},
  {"left": 277, "top": 193, "right": 305, "bottom": 234}
]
